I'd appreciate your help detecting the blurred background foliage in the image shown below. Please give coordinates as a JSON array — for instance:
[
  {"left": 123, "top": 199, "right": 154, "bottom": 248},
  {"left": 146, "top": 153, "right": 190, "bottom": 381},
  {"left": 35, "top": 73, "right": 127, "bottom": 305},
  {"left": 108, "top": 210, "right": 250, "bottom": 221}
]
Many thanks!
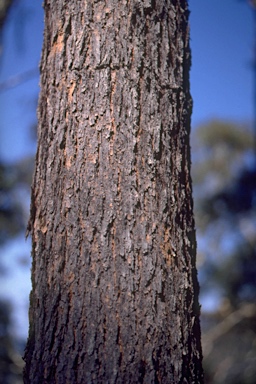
[
  {"left": 0, "top": 0, "right": 34, "bottom": 382},
  {"left": 0, "top": 1, "right": 256, "bottom": 384},
  {"left": 192, "top": 120, "right": 256, "bottom": 383}
]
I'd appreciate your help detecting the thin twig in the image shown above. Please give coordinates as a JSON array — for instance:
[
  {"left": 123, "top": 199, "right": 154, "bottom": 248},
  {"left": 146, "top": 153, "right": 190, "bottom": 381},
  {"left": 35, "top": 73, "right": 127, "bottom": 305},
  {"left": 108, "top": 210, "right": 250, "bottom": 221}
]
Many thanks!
[
  {"left": 0, "top": 67, "right": 39, "bottom": 92},
  {"left": 202, "top": 303, "right": 256, "bottom": 357}
]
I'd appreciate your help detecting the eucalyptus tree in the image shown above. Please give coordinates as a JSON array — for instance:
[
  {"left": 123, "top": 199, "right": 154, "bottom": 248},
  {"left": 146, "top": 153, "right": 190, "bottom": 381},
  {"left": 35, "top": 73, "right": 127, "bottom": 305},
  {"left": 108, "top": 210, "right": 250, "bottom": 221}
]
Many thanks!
[{"left": 24, "top": 1, "right": 203, "bottom": 382}]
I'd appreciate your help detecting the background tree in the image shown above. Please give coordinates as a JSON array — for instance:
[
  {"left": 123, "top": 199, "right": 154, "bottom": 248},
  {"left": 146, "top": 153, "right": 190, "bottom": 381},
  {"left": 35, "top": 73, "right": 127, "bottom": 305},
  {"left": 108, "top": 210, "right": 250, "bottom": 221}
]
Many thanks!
[
  {"left": 0, "top": 299, "right": 24, "bottom": 384},
  {"left": 192, "top": 119, "right": 256, "bottom": 384},
  {"left": 24, "top": 0, "right": 203, "bottom": 383}
]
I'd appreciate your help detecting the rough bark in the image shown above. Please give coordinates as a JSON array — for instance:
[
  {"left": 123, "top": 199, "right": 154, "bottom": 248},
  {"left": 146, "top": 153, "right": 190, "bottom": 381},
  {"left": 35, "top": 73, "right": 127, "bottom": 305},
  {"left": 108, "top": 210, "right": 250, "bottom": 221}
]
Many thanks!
[{"left": 24, "top": 0, "right": 203, "bottom": 383}]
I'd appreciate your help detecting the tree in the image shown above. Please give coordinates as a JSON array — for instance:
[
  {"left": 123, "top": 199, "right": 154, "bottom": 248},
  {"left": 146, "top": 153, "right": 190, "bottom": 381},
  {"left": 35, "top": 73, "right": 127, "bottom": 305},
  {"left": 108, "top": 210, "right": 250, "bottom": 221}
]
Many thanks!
[
  {"left": 191, "top": 120, "right": 256, "bottom": 384},
  {"left": 24, "top": 1, "right": 203, "bottom": 383},
  {"left": 191, "top": 120, "right": 256, "bottom": 308}
]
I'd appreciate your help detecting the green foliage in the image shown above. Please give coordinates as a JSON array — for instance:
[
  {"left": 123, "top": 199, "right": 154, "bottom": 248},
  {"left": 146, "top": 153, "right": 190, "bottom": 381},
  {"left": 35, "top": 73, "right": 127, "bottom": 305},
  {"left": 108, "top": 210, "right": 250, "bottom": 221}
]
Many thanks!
[
  {"left": 192, "top": 120, "right": 253, "bottom": 192},
  {"left": 194, "top": 120, "right": 252, "bottom": 150}
]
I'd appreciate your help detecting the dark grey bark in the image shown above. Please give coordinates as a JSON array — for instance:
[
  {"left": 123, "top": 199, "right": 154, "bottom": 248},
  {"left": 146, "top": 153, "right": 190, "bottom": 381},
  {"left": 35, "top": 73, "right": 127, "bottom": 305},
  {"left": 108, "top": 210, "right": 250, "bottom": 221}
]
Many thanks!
[{"left": 24, "top": 0, "right": 203, "bottom": 383}]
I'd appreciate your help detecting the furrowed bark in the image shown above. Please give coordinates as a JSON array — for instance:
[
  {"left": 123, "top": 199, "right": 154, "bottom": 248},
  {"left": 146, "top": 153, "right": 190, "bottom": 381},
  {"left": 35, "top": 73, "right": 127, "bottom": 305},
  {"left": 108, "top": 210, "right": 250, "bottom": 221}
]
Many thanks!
[{"left": 24, "top": 1, "right": 203, "bottom": 383}]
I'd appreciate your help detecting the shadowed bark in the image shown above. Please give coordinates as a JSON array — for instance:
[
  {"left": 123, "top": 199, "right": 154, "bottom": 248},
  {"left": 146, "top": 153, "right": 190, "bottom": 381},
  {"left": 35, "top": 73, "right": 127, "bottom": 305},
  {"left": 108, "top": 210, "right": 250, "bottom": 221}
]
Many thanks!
[{"left": 24, "top": 0, "right": 203, "bottom": 383}]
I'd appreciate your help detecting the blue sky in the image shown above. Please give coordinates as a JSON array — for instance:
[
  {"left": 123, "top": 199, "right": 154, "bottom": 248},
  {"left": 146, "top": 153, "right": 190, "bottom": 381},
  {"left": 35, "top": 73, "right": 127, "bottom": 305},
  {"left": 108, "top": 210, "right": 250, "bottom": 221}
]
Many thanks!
[
  {"left": 0, "top": 0, "right": 254, "bottom": 338},
  {"left": 190, "top": 0, "right": 253, "bottom": 126},
  {"left": 0, "top": 0, "right": 43, "bottom": 163}
]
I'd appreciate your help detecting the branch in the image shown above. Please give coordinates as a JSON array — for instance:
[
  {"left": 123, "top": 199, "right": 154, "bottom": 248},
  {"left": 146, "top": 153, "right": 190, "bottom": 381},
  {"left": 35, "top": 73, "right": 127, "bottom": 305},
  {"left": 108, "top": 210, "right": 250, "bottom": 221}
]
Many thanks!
[
  {"left": 202, "top": 303, "right": 256, "bottom": 357},
  {"left": 0, "top": 68, "right": 39, "bottom": 92}
]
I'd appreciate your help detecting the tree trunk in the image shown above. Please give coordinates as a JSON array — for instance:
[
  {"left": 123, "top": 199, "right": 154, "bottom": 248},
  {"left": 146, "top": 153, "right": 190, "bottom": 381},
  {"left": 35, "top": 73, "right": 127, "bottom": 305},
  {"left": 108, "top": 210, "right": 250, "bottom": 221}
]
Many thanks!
[{"left": 24, "top": 0, "right": 203, "bottom": 383}]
